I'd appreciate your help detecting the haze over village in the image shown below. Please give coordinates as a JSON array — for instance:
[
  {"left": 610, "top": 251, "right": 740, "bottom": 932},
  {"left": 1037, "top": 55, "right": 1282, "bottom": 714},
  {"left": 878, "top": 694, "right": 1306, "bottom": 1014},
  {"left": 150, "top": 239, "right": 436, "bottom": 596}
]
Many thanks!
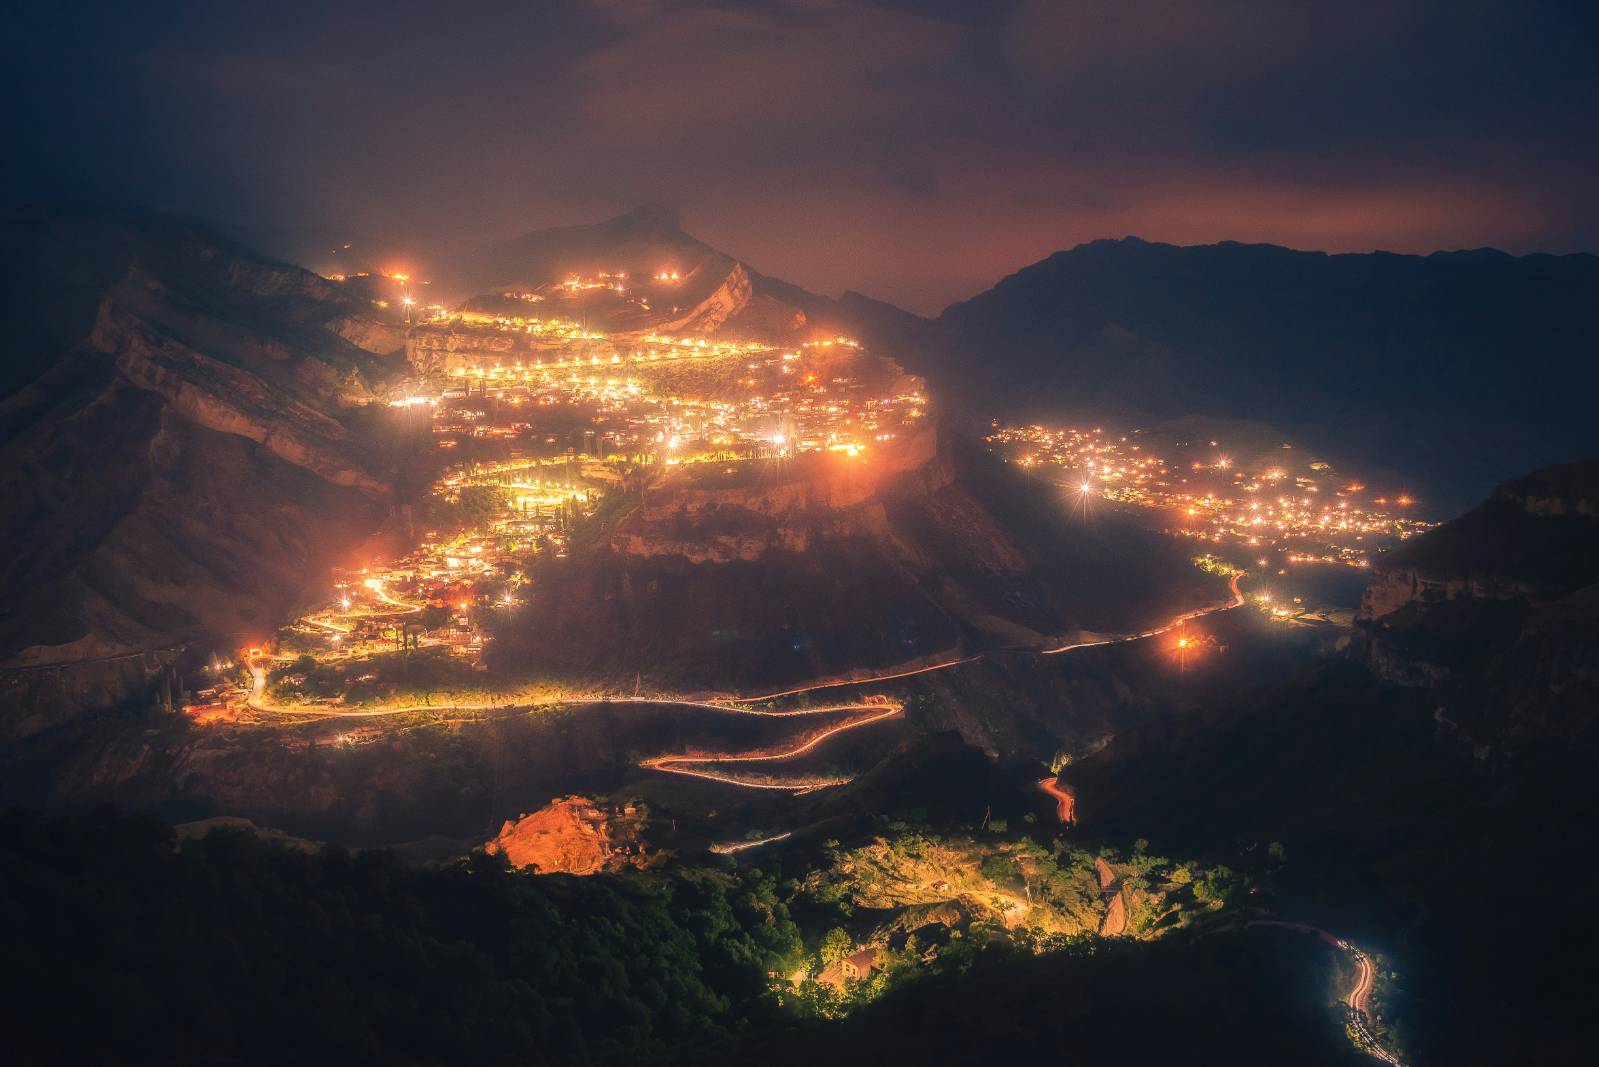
[{"left": 2, "top": 3, "right": 1596, "bottom": 1065}]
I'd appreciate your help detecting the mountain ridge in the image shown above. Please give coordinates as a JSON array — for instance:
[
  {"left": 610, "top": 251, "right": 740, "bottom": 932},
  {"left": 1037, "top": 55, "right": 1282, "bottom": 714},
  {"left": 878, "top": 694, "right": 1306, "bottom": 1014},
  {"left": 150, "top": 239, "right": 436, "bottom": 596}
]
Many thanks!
[
  {"left": 926, "top": 235, "right": 1599, "bottom": 509},
  {"left": 0, "top": 206, "right": 423, "bottom": 733}
]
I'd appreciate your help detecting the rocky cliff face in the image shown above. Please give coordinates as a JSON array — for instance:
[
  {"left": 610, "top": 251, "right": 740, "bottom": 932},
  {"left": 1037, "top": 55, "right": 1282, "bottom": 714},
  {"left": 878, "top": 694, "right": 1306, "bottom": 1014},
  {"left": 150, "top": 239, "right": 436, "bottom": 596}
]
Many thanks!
[
  {"left": 1360, "top": 460, "right": 1599, "bottom": 627},
  {"left": 0, "top": 208, "right": 418, "bottom": 733},
  {"left": 1356, "top": 459, "right": 1599, "bottom": 747},
  {"left": 656, "top": 262, "right": 756, "bottom": 334},
  {"left": 486, "top": 795, "right": 647, "bottom": 875}
]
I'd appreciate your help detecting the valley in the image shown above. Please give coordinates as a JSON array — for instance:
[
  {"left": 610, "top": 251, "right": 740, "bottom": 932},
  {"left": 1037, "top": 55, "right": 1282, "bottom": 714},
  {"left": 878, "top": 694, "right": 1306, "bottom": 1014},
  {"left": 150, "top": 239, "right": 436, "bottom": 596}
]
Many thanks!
[
  {"left": 3, "top": 205, "right": 1582, "bottom": 1067},
  {"left": 8, "top": 8, "right": 1597, "bottom": 1064}
]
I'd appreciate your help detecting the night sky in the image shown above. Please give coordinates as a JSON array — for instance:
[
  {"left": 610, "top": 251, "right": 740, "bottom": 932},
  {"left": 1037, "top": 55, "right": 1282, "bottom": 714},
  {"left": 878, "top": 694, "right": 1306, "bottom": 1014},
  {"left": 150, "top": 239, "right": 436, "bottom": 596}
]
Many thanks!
[{"left": 7, "top": 0, "right": 1597, "bottom": 312}]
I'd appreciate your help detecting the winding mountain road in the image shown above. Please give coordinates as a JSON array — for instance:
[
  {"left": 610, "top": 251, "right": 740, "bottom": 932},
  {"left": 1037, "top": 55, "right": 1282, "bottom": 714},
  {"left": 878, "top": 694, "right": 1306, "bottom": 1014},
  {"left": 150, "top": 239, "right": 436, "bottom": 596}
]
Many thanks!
[
  {"left": 1037, "top": 776, "right": 1076, "bottom": 824},
  {"left": 244, "top": 572, "right": 1243, "bottom": 799},
  {"left": 739, "top": 571, "right": 1245, "bottom": 703},
  {"left": 643, "top": 573, "right": 1241, "bottom": 793},
  {"left": 1246, "top": 920, "right": 1402, "bottom": 1065},
  {"left": 643, "top": 702, "right": 903, "bottom": 790}
]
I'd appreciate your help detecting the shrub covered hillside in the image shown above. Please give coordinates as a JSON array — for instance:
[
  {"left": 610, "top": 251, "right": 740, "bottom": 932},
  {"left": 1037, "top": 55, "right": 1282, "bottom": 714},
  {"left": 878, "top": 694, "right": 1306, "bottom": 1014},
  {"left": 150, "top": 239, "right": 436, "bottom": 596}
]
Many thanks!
[
  {"left": 0, "top": 808, "right": 1362, "bottom": 1066},
  {"left": 0, "top": 808, "right": 796, "bottom": 1066}
]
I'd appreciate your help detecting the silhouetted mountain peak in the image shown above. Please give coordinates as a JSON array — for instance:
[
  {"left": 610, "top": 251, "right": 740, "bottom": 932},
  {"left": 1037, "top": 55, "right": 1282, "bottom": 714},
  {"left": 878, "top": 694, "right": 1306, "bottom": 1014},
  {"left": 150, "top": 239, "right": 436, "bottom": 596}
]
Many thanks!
[
  {"left": 927, "top": 237, "right": 1599, "bottom": 509},
  {"left": 602, "top": 202, "right": 682, "bottom": 234}
]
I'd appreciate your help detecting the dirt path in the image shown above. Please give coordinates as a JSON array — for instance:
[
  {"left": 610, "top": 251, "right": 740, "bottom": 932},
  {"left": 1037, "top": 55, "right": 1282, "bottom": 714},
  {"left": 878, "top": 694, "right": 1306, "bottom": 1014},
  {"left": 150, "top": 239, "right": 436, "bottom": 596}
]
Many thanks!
[{"left": 1095, "top": 856, "right": 1127, "bottom": 936}]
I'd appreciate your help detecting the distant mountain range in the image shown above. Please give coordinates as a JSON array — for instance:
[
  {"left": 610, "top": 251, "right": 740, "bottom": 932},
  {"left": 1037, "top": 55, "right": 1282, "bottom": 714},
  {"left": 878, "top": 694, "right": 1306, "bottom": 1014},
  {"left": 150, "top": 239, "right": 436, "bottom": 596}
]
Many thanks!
[{"left": 921, "top": 237, "right": 1599, "bottom": 510}]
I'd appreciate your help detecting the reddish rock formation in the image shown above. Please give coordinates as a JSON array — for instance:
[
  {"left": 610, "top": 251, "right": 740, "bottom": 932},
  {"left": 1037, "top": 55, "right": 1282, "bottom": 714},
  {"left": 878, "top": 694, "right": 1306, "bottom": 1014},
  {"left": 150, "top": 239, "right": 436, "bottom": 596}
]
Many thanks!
[{"left": 486, "top": 795, "right": 646, "bottom": 875}]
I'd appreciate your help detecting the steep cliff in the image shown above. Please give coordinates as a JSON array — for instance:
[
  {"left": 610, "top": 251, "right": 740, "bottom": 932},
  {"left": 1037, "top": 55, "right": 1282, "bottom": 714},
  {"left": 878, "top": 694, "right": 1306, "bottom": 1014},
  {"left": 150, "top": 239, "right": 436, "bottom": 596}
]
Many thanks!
[
  {"left": 0, "top": 208, "right": 419, "bottom": 731},
  {"left": 1358, "top": 459, "right": 1599, "bottom": 744}
]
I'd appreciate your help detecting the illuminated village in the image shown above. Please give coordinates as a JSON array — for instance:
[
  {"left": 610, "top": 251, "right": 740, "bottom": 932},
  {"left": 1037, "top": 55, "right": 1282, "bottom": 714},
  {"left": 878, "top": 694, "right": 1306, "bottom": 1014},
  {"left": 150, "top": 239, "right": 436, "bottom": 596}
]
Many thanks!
[
  {"left": 185, "top": 279, "right": 927, "bottom": 729},
  {"left": 985, "top": 423, "right": 1435, "bottom": 569},
  {"left": 179, "top": 272, "right": 1440, "bottom": 734},
  {"left": 11, "top": 8, "right": 1592, "bottom": 1062}
]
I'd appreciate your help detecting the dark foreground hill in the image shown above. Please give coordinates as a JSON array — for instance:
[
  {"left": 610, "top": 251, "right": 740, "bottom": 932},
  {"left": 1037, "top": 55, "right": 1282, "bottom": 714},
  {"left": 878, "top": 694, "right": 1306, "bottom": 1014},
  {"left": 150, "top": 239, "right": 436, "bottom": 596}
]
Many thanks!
[
  {"left": 0, "top": 806, "right": 1363, "bottom": 1067},
  {"left": 926, "top": 238, "right": 1599, "bottom": 510},
  {"left": 1065, "top": 459, "right": 1599, "bottom": 1064},
  {"left": 0, "top": 208, "right": 422, "bottom": 735}
]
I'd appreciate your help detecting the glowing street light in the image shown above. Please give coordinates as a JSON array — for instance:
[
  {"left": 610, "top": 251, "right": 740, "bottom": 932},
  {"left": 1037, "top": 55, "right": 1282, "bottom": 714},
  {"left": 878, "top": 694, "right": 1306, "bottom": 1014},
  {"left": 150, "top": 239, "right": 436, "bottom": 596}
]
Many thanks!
[{"left": 1174, "top": 631, "right": 1197, "bottom": 673}]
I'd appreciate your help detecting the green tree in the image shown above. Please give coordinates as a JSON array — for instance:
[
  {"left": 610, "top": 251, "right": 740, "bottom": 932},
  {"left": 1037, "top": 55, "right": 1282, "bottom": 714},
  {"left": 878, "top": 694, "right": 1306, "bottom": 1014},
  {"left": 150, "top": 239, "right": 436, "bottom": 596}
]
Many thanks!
[
  {"left": 819, "top": 926, "right": 851, "bottom": 968},
  {"left": 981, "top": 853, "right": 1017, "bottom": 885}
]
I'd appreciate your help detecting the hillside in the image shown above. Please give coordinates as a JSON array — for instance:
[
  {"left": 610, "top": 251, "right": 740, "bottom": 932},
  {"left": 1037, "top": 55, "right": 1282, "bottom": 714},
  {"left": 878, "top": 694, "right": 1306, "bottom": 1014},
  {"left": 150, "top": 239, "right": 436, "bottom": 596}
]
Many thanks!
[
  {"left": 931, "top": 238, "right": 1599, "bottom": 509},
  {"left": 0, "top": 807, "right": 1366, "bottom": 1067},
  {"left": 1062, "top": 461, "right": 1599, "bottom": 1064},
  {"left": 1359, "top": 458, "right": 1599, "bottom": 746},
  {"left": 491, "top": 429, "right": 1219, "bottom": 692},
  {"left": 433, "top": 204, "right": 846, "bottom": 340},
  {"left": 0, "top": 208, "right": 422, "bottom": 734}
]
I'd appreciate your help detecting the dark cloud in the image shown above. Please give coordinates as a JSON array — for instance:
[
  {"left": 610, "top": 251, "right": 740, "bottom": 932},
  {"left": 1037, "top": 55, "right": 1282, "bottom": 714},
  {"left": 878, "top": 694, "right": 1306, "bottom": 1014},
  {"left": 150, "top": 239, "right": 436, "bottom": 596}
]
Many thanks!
[{"left": 4, "top": 0, "right": 1595, "bottom": 311}]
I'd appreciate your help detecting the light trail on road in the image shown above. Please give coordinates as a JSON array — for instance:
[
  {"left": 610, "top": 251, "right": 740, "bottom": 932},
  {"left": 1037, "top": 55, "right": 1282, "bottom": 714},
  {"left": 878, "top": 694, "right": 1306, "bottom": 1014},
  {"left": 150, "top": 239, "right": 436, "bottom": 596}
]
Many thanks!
[
  {"left": 246, "top": 657, "right": 893, "bottom": 722},
  {"left": 642, "top": 703, "right": 902, "bottom": 790},
  {"left": 709, "top": 831, "right": 793, "bottom": 854},
  {"left": 1246, "top": 919, "right": 1403, "bottom": 1064},
  {"left": 737, "top": 572, "right": 1246, "bottom": 703},
  {"left": 1043, "top": 570, "right": 1245, "bottom": 652},
  {"left": 1037, "top": 775, "right": 1076, "bottom": 824},
  {"left": 242, "top": 572, "right": 1241, "bottom": 811},
  {"left": 367, "top": 579, "right": 422, "bottom": 614}
]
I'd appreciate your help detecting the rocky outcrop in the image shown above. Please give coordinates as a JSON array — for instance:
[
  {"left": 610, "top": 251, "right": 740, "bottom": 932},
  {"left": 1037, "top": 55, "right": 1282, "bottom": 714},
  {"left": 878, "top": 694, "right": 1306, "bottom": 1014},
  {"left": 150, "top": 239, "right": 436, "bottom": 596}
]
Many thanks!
[
  {"left": 0, "top": 648, "right": 184, "bottom": 741},
  {"left": 1355, "top": 460, "right": 1599, "bottom": 744},
  {"left": 486, "top": 795, "right": 646, "bottom": 874},
  {"left": 1360, "top": 569, "right": 1526, "bottom": 623},
  {"left": 99, "top": 304, "right": 388, "bottom": 495},
  {"left": 657, "top": 263, "right": 754, "bottom": 334}
]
